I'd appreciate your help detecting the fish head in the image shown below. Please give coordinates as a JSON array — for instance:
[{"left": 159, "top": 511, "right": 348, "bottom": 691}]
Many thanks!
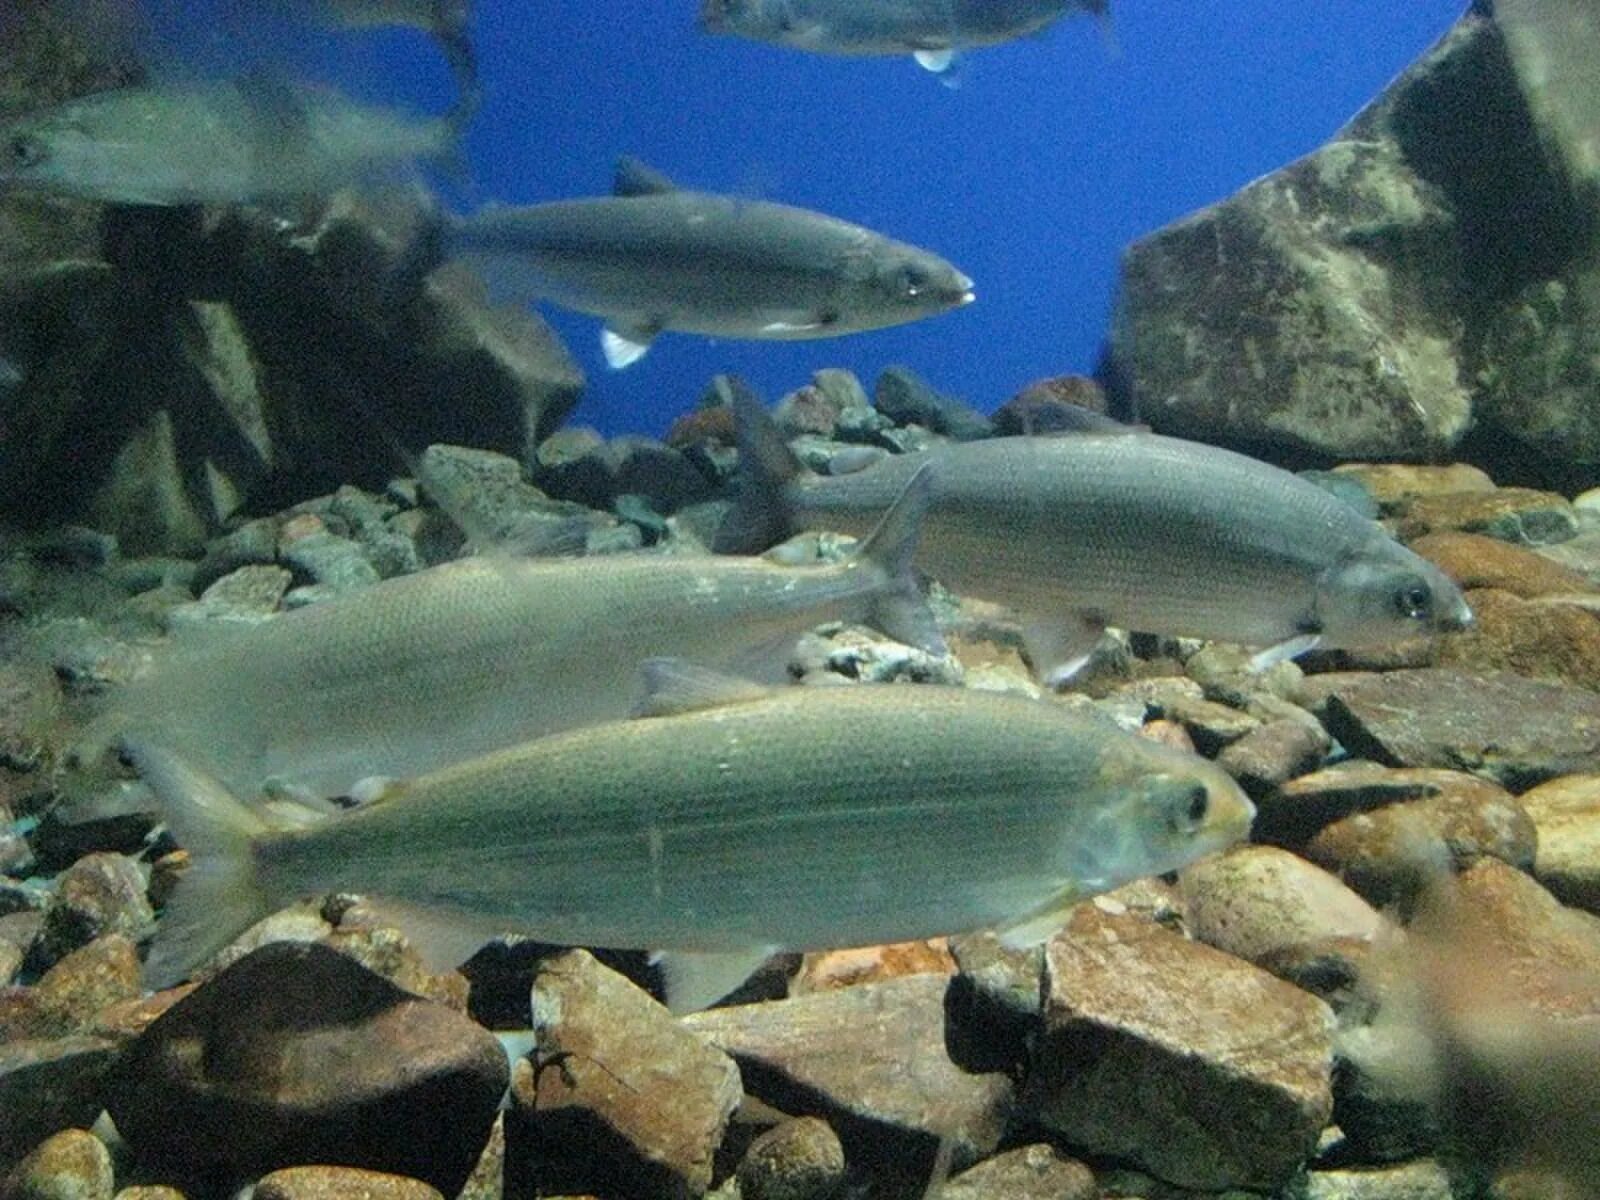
[
  {"left": 1067, "top": 740, "right": 1255, "bottom": 887},
  {"left": 834, "top": 239, "right": 975, "bottom": 332},
  {"left": 0, "top": 105, "right": 137, "bottom": 202},
  {"left": 1313, "top": 538, "right": 1474, "bottom": 647},
  {"left": 699, "top": 0, "right": 806, "bottom": 41}
]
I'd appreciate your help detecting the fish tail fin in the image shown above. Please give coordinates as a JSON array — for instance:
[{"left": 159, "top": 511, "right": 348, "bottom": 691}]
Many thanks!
[
  {"left": 853, "top": 463, "right": 947, "bottom": 656},
  {"left": 714, "top": 388, "right": 805, "bottom": 553},
  {"left": 120, "top": 738, "right": 274, "bottom": 990}
]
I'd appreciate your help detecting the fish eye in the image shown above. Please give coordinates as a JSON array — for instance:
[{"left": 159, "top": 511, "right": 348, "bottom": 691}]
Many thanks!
[
  {"left": 894, "top": 264, "right": 930, "bottom": 297},
  {"left": 6, "top": 135, "right": 45, "bottom": 169},
  {"left": 1167, "top": 781, "right": 1211, "bottom": 834},
  {"left": 1393, "top": 580, "right": 1433, "bottom": 620}
]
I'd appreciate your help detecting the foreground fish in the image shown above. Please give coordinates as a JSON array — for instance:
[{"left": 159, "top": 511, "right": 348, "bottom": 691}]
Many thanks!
[
  {"left": 716, "top": 394, "right": 1473, "bottom": 683},
  {"left": 0, "top": 74, "right": 455, "bottom": 206},
  {"left": 430, "top": 158, "right": 974, "bottom": 368},
  {"left": 127, "top": 660, "right": 1255, "bottom": 1008},
  {"left": 82, "top": 470, "right": 938, "bottom": 801},
  {"left": 701, "top": 0, "right": 1106, "bottom": 76}
]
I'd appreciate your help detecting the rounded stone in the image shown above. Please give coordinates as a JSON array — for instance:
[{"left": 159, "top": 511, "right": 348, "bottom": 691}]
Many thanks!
[
  {"left": 2, "top": 1129, "right": 113, "bottom": 1200},
  {"left": 39, "top": 854, "right": 153, "bottom": 965},
  {"left": 737, "top": 1117, "right": 846, "bottom": 1200},
  {"left": 253, "top": 1167, "right": 443, "bottom": 1200}
]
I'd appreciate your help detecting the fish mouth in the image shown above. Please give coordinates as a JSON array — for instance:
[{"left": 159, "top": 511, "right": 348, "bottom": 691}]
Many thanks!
[{"left": 1440, "top": 598, "right": 1475, "bottom": 633}]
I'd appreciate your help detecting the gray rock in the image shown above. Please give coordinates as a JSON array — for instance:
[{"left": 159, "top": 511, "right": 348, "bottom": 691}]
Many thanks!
[
  {"left": 684, "top": 975, "right": 1012, "bottom": 1173},
  {"left": 873, "top": 366, "right": 991, "bottom": 441},
  {"left": 166, "top": 564, "right": 291, "bottom": 632},
  {"left": 607, "top": 436, "right": 715, "bottom": 512},
  {"left": 937, "top": 1144, "right": 1096, "bottom": 1200},
  {"left": 106, "top": 941, "right": 505, "bottom": 1196},
  {"left": 192, "top": 519, "right": 280, "bottom": 592},
  {"left": 0, "top": 660, "right": 63, "bottom": 776},
  {"left": 0, "top": 1036, "right": 120, "bottom": 1166},
  {"left": 1216, "top": 718, "right": 1332, "bottom": 799},
  {"left": 1285, "top": 1160, "right": 1456, "bottom": 1200},
  {"left": 1026, "top": 905, "right": 1335, "bottom": 1191},
  {"left": 39, "top": 855, "right": 152, "bottom": 966},
  {"left": 0, "top": 938, "right": 20, "bottom": 988},
  {"left": 278, "top": 528, "right": 380, "bottom": 596},
  {"left": 790, "top": 626, "right": 963, "bottom": 686},
  {"left": 1, "top": 1128, "right": 113, "bottom": 1200},
  {"left": 509, "top": 949, "right": 741, "bottom": 1199},
  {"left": 735, "top": 1117, "right": 845, "bottom": 1200},
  {"left": 1312, "top": 668, "right": 1600, "bottom": 790}
]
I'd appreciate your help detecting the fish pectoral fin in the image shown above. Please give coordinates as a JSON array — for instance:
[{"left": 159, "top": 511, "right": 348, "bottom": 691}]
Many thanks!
[
  {"left": 613, "top": 156, "right": 679, "bottom": 197},
  {"left": 1022, "top": 615, "right": 1106, "bottom": 689},
  {"left": 351, "top": 897, "right": 514, "bottom": 973},
  {"left": 601, "top": 322, "right": 661, "bottom": 369},
  {"left": 1248, "top": 632, "right": 1321, "bottom": 672},
  {"left": 996, "top": 890, "right": 1084, "bottom": 950},
  {"left": 632, "top": 657, "right": 772, "bottom": 718},
  {"left": 913, "top": 48, "right": 958, "bottom": 73},
  {"left": 651, "top": 947, "right": 778, "bottom": 1014},
  {"left": 757, "top": 318, "right": 830, "bottom": 335}
]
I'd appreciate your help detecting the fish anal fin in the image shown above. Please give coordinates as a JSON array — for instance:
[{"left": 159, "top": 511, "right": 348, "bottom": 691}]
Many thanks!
[
  {"left": 914, "top": 48, "right": 957, "bottom": 73},
  {"left": 348, "top": 897, "right": 515, "bottom": 973},
  {"left": 996, "top": 891, "right": 1082, "bottom": 951},
  {"left": 651, "top": 946, "right": 777, "bottom": 1013},
  {"left": 613, "top": 156, "right": 679, "bottom": 197},
  {"left": 1248, "top": 632, "right": 1321, "bottom": 672},
  {"left": 1022, "top": 615, "right": 1106, "bottom": 688},
  {"left": 632, "top": 657, "right": 772, "bottom": 719}
]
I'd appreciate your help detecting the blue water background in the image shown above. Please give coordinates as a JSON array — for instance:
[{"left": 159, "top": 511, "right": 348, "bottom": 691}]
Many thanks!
[{"left": 156, "top": 1, "right": 1469, "bottom": 437}]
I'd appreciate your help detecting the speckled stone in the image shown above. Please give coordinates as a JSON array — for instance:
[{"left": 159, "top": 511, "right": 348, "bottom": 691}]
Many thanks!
[
  {"left": 1329, "top": 464, "right": 1495, "bottom": 513},
  {"left": 0, "top": 1037, "right": 120, "bottom": 1164},
  {"left": 1216, "top": 718, "right": 1332, "bottom": 798},
  {"left": 685, "top": 975, "right": 1012, "bottom": 1172},
  {"left": 1285, "top": 1159, "right": 1456, "bottom": 1200},
  {"left": 511, "top": 949, "right": 741, "bottom": 1199},
  {"left": 1257, "top": 760, "right": 1518, "bottom": 848},
  {"left": 791, "top": 939, "right": 954, "bottom": 995},
  {"left": 1179, "top": 846, "right": 1390, "bottom": 967},
  {"left": 1410, "top": 531, "right": 1595, "bottom": 598},
  {"left": 1396, "top": 487, "right": 1578, "bottom": 546},
  {"left": 38, "top": 855, "right": 152, "bottom": 966},
  {"left": 2, "top": 935, "right": 142, "bottom": 1041},
  {"left": 937, "top": 1143, "right": 1096, "bottom": 1200},
  {"left": 1026, "top": 905, "right": 1334, "bottom": 1191},
  {"left": 110, "top": 1187, "right": 185, "bottom": 1200},
  {"left": 735, "top": 1117, "right": 845, "bottom": 1200},
  {"left": 1517, "top": 774, "right": 1600, "bottom": 913},
  {"left": 1307, "top": 669, "right": 1600, "bottom": 790},
  {"left": 252, "top": 1167, "right": 443, "bottom": 1200},
  {"left": 1435, "top": 589, "right": 1600, "bottom": 689},
  {"left": 106, "top": 942, "right": 505, "bottom": 1196},
  {"left": 1, "top": 1128, "right": 112, "bottom": 1200}
]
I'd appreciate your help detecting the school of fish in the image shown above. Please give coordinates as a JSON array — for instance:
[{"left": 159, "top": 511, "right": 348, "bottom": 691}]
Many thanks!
[{"left": 0, "top": 0, "right": 1479, "bottom": 1009}]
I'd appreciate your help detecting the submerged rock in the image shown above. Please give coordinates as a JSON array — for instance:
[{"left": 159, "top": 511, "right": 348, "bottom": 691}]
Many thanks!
[
  {"left": 0, "top": 1036, "right": 119, "bottom": 1166},
  {"left": 1516, "top": 774, "right": 1600, "bottom": 913},
  {"left": 734, "top": 1117, "right": 846, "bottom": 1200},
  {"left": 936, "top": 1143, "right": 1096, "bottom": 1200},
  {"left": 1, "top": 1128, "right": 113, "bottom": 1200}
]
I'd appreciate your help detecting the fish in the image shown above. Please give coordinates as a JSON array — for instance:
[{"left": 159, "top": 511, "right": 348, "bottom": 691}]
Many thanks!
[
  {"left": 80, "top": 467, "right": 940, "bottom": 802},
  {"left": 700, "top": 0, "right": 1107, "bottom": 77},
  {"left": 0, "top": 72, "right": 456, "bottom": 207},
  {"left": 124, "top": 658, "right": 1256, "bottom": 1009},
  {"left": 428, "top": 157, "right": 975, "bottom": 368},
  {"left": 715, "top": 392, "right": 1474, "bottom": 685}
]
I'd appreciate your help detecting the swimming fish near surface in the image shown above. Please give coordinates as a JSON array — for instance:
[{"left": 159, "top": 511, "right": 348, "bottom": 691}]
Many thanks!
[
  {"left": 715, "top": 393, "right": 1474, "bottom": 684},
  {"left": 427, "top": 157, "right": 974, "bottom": 368},
  {"left": 81, "top": 468, "right": 939, "bottom": 802},
  {"left": 0, "top": 73, "right": 456, "bottom": 207},
  {"left": 125, "top": 658, "right": 1255, "bottom": 1009},
  {"left": 700, "top": 0, "right": 1107, "bottom": 76}
]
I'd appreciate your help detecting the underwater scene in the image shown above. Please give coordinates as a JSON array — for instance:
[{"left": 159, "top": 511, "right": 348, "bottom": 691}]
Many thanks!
[{"left": 3, "top": 0, "right": 1600, "bottom": 1198}]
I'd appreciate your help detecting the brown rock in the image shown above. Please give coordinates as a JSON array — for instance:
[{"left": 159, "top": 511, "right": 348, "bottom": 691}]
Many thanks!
[
  {"left": 1410, "top": 531, "right": 1595, "bottom": 598},
  {"left": 1, "top": 1129, "right": 112, "bottom": 1200},
  {"left": 111, "top": 1189, "right": 185, "bottom": 1200},
  {"left": 510, "top": 949, "right": 741, "bottom": 1199},
  {"left": 1136, "top": 718, "right": 1195, "bottom": 754},
  {"left": 791, "top": 938, "right": 954, "bottom": 995},
  {"left": 1291, "top": 1160, "right": 1456, "bottom": 1199},
  {"left": 735, "top": 1117, "right": 845, "bottom": 1200},
  {"left": 1517, "top": 774, "right": 1600, "bottom": 912},
  {"left": 1304, "top": 785, "right": 1538, "bottom": 909},
  {"left": 937, "top": 1144, "right": 1096, "bottom": 1200},
  {"left": 0, "top": 941, "right": 19, "bottom": 990},
  {"left": 38, "top": 855, "right": 152, "bottom": 966},
  {"left": 1216, "top": 718, "right": 1332, "bottom": 798},
  {"left": 1311, "top": 668, "right": 1600, "bottom": 790},
  {"left": 253, "top": 1167, "right": 442, "bottom": 1200},
  {"left": 25, "top": 936, "right": 141, "bottom": 1041},
  {"left": 0, "top": 1037, "right": 119, "bottom": 1165},
  {"left": 1396, "top": 488, "right": 1578, "bottom": 547},
  {"left": 106, "top": 942, "right": 506, "bottom": 1196},
  {"left": 1435, "top": 588, "right": 1600, "bottom": 689},
  {"left": 1330, "top": 464, "right": 1496, "bottom": 513},
  {"left": 454, "top": 1113, "right": 503, "bottom": 1200},
  {"left": 1179, "top": 846, "right": 1390, "bottom": 967},
  {"left": 1026, "top": 906, "right": 1334, "bottom": 1191},
  {"left": 685, "top": 975, "right": 1012, "bottom": 1171},
  {"left": 1258, "top": 760, "right": 1516, "bottom": 847}
]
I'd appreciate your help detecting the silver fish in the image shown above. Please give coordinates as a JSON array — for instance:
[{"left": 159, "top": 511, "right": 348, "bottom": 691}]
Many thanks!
[
  {"left": 715, "top": 392, "right": 1474, "bottom": 684},
  {"left": 126, "top": 659, "right": 1255, "bottom": 1008},
  {"left": 0, "top": 74, "right": 454, "bottom": 207},
  {"left": 82, "top": 468, "right": 939, "bottom": 801},
  {"left": 432, "top": 158, "right": 974, "bottom": 368},
  {"left": 700, "top": 0, "right": 1106, "bottom": 76}
]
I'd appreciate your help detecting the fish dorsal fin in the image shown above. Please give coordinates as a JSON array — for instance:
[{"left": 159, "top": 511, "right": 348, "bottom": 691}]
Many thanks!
[
  {"left": 651, "top": 946, "right": 777, "bottom": 1013},
  {"left": 1027, "top": 403, "right": 1135, "bottom": 436},
  {"left": 914, "top": 48, "right": 957, "bottom": 74},
  {"left": 614, "top": 156, "right": 679, "bottom": 197},
  {"left": 632, "top": 658, "right": 771, "bottom": 719},
  {"left": 601, "top": 322, "right": 660, "bottom": 368}
]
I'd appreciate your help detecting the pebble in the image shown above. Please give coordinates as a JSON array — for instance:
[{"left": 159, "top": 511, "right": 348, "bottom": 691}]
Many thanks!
[
  {"left": 1308, "top": 668, "right": 1600, "bottom": 790},
  {"left": 0, "top": 1037, "right": 120, "bottom": 1164},
  {"left": 790, "top": 626, "right": 962, "bottom": 686},
  {"left": 1216, "top": 717, "right": 1332, "bottom": 798},
  {"left": 791, "top": 938, "right": 954, "bottom": 995},
  {"left": 192, "top": 519, "right": 280, "bottom": 592},
  {"left": 1396, "top": 487, "right": 1579, "bottom": 546},
  {"left": 1256, "top": 760, "right": 1512, "bottom": 848},
  {"left": 936, "top": 1143, "right": 1097, "bottom": 1200},
  {"left": 510, "top": 949, "right": 741, "bottom": 1199},
  {"left": 279, "top": 529, "right": 380, "bottom": 596},
  {"left": 1026, "top": 905, "right": 1335, "bottom": 1191},
  {"left": 30, "top": 780, "right": 157, "bottom": 870},
  {"left": 0, "top": 660, "right": 63, "bottom": 775},
  {"left": 106, "top": 942, "right": 505, "bottom": 1196},
  {"left": 1179, "top": 846, "right": 1390, "bottom": 967},
  {"left": 872, "top": 366, "right": 992, "bottom": 441},
  {"left": 1285, "top": 1159, "right": 1456, "bottom": 1200},
  {"left": 1409, "top": 531, "right": 1595, "bottom": 598},
  {"left": 735, "top": 1117, "right": 845, "bottom": 1200},
  {"left": 685, "top": 975, "right": 1012, "bottom": 1171},
  {"left": 1435, "top": 588, "right": 1600, "bottom": 689},
  {"left": 110, "top": 1187, "right": 185, "bottom": 1200},
  {"left": 0, "top": 935, "right": 142, "bottom": 1042},
  {"left": 38, "top": 855, "right": 152, "bottom": 966},
  {"left": 0, "top": 1129, "right": 113, "bottom": 1200},
  {"left": 1136, "top": 690, "right": 1260, "bottom": 755},
  {"left": 1516, "top": 774, "right": 1600, "bottom": 913},
  {"left": 1328, "top": 463, "right": 1495, "bottom": 513},
  {"left": 993, "top": 375, "right": 1109, "bottom": 434},
  {"left": 253, "top": 1167, "right": 443, "bottom": 1200},
  {"left": 165, "top": 564, "right": 291, "bottom": 630}
]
